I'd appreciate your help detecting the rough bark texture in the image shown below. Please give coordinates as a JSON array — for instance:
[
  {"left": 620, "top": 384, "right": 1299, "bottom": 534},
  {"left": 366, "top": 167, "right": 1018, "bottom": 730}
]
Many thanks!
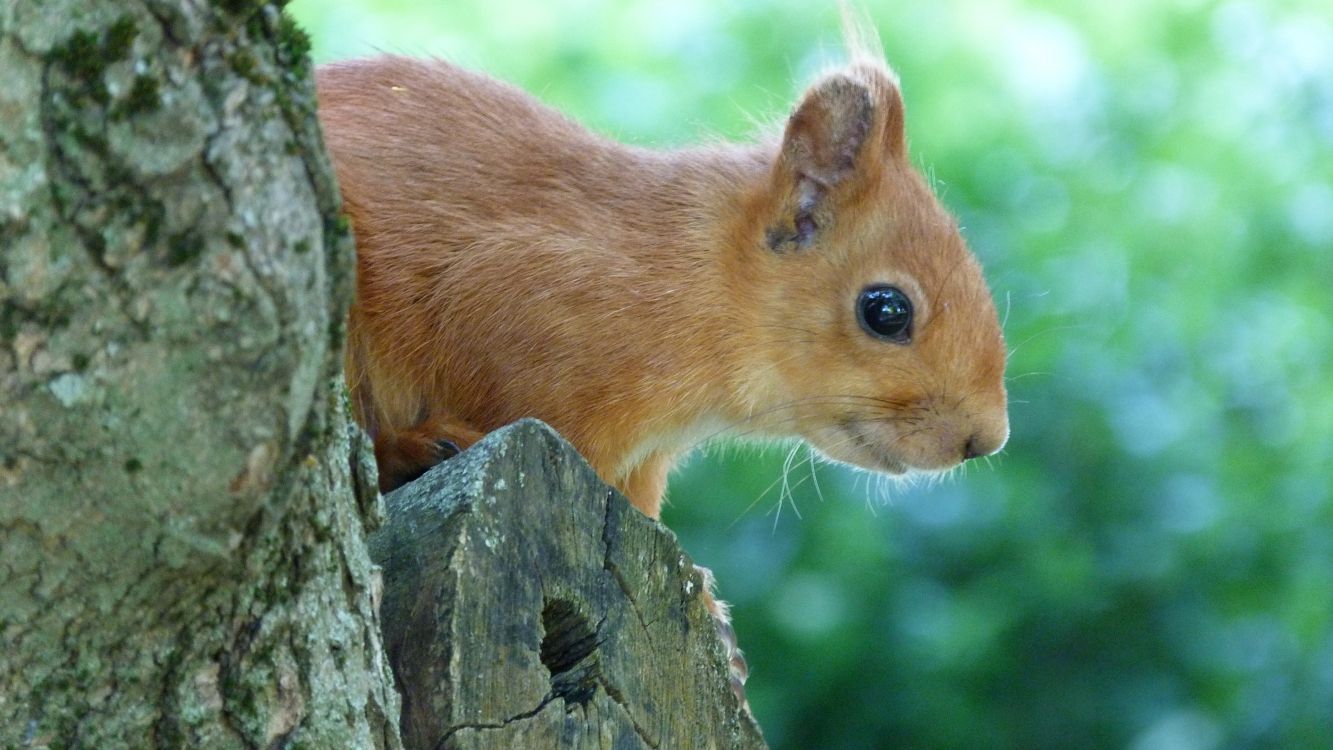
[
  {"left": 371, "top": 419, "right": 766, "bottom": 750},
  {"left": 0, "top": 2, "right": 401, "bottom": 747}
]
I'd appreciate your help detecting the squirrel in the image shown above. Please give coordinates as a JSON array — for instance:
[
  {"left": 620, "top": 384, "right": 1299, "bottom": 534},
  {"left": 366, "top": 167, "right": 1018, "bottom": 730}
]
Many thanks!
[{"left": 316, "top": 33, "right": 1008, "bottom": 708}]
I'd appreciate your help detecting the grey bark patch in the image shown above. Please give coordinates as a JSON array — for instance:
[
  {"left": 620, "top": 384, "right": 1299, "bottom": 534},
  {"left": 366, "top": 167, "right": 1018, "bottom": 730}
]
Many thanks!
[
  {"left": 372, "top": 419, "right": 767, "bottom": 750},
  {"left": 107, "top": 77, "right": 213, "bottom": 178}
]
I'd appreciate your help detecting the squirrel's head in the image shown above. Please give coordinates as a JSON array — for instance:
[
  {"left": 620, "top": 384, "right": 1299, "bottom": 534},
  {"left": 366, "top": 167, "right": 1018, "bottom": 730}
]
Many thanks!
[{"left": 733, "top": 61, "right": 1008, "bottom": 476}]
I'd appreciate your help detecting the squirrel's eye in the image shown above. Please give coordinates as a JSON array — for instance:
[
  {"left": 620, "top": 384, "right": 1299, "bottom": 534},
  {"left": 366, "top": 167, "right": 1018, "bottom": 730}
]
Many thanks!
[{"left": 857, "top": 285, "right": 913, "bottom": 343}]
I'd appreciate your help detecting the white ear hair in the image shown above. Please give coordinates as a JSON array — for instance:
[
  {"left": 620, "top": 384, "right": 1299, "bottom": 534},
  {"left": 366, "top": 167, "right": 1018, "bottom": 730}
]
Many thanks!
[{"left": 839, "top": 2, "right": 891, "bottom": 74}]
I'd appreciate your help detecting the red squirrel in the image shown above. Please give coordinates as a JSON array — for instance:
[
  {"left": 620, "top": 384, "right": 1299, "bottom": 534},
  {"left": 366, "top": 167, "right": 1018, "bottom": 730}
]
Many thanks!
[{"left": 316, "top": 33, "right": 1008, "bottom": 706}]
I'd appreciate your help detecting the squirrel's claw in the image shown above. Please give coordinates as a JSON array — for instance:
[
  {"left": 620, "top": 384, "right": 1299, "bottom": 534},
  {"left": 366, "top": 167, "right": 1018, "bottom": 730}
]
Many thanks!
[
  {"left": 433, "top": 439, "right": 461, "bottom": 460},
  {"left": 695, "top": 565, "right": 752, "bottom": 715}
]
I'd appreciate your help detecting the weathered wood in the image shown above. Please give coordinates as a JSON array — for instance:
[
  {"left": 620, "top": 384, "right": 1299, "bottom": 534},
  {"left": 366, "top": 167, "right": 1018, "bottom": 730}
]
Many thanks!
[{"left": 371, "top": 419, "right": 766, "bottom": 750}]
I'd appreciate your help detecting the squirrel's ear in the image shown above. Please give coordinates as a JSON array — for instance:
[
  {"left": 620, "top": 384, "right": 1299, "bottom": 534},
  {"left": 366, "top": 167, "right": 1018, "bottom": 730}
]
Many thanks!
[{"left": 766, "top": 68, "right": 906, "bottom": 252}]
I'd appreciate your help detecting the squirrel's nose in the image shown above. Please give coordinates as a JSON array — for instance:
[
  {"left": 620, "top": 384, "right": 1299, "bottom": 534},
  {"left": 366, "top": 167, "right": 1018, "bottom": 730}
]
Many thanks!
[
  {"left": 962, "top": 429, "right": 1006, "bottom": 461},
  {"left": 963, "top": 437, "right": 982, "bottom": 460}
]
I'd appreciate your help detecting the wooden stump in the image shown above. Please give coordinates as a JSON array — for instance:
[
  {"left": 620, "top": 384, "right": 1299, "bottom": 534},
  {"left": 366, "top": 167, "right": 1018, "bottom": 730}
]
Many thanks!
[{"left": 370, "top": 419, "right": 767, "bottom": 750}]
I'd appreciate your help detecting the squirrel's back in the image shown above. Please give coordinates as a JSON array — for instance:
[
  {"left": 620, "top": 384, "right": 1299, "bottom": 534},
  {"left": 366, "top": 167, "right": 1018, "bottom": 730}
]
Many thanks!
[{"left": 317, "top": 57, "right": 767, "bottom": 497}]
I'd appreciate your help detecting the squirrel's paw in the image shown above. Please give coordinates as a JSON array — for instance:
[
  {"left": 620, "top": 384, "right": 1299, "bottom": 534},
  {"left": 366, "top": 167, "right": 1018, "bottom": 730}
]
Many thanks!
[
  {"left": 695, "top": 565, "right": 750, "bottom": 714},
  {"left": 373, "top": 415, "right": 483, "bottom": 493},
  {"left": 375, "top": 435, "right": 458, "bottom": 492}
]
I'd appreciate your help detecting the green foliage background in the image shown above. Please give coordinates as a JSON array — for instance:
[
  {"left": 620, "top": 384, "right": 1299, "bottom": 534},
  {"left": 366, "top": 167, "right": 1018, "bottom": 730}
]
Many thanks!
[{"left": 290, "top": 1, "right": 1333, "bottom": 747}]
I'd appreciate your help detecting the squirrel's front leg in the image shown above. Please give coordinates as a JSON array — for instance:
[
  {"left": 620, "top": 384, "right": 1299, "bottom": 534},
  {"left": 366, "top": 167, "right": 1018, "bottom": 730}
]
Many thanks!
[
  {"left": 619, "top": 453, "right": 673, "bottom": 520},
  {"left": 373, "top": 413, "right": 485, "bottom": 493}
]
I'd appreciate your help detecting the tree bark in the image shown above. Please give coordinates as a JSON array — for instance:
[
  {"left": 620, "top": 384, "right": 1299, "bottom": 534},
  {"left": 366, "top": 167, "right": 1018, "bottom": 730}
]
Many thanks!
[
  {"left": 372, "top": 420, "right": 766, "bottom": 750},
  {"left": 0, "top": 2, "right": 400, "bottom": 747}
]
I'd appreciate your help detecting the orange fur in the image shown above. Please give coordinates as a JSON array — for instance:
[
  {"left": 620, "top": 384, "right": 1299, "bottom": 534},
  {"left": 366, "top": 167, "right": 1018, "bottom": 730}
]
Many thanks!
[{"left": 316, "top": 48, "right": 1008, "bottom": 519}]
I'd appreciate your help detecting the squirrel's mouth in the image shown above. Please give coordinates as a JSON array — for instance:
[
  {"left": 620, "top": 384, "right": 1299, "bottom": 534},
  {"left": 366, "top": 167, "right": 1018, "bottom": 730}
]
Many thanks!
[{"left": 806, "top": 421, "right": 911, "bottom": 475}]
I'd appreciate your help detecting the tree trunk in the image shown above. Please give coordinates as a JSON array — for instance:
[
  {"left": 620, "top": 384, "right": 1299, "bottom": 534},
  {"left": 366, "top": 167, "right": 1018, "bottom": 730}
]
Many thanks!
[
  {"left": 371, "top": 420, "right": 766, "bottom": 750},
  {"left": 0, "top": 2, "right": 401, "bottom": 746}
]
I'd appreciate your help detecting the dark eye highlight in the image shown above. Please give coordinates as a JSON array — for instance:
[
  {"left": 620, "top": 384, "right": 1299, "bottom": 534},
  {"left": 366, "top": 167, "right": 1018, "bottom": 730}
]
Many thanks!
[{"left": 857, "top": 285, "right": 913, "bottom": 343}]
